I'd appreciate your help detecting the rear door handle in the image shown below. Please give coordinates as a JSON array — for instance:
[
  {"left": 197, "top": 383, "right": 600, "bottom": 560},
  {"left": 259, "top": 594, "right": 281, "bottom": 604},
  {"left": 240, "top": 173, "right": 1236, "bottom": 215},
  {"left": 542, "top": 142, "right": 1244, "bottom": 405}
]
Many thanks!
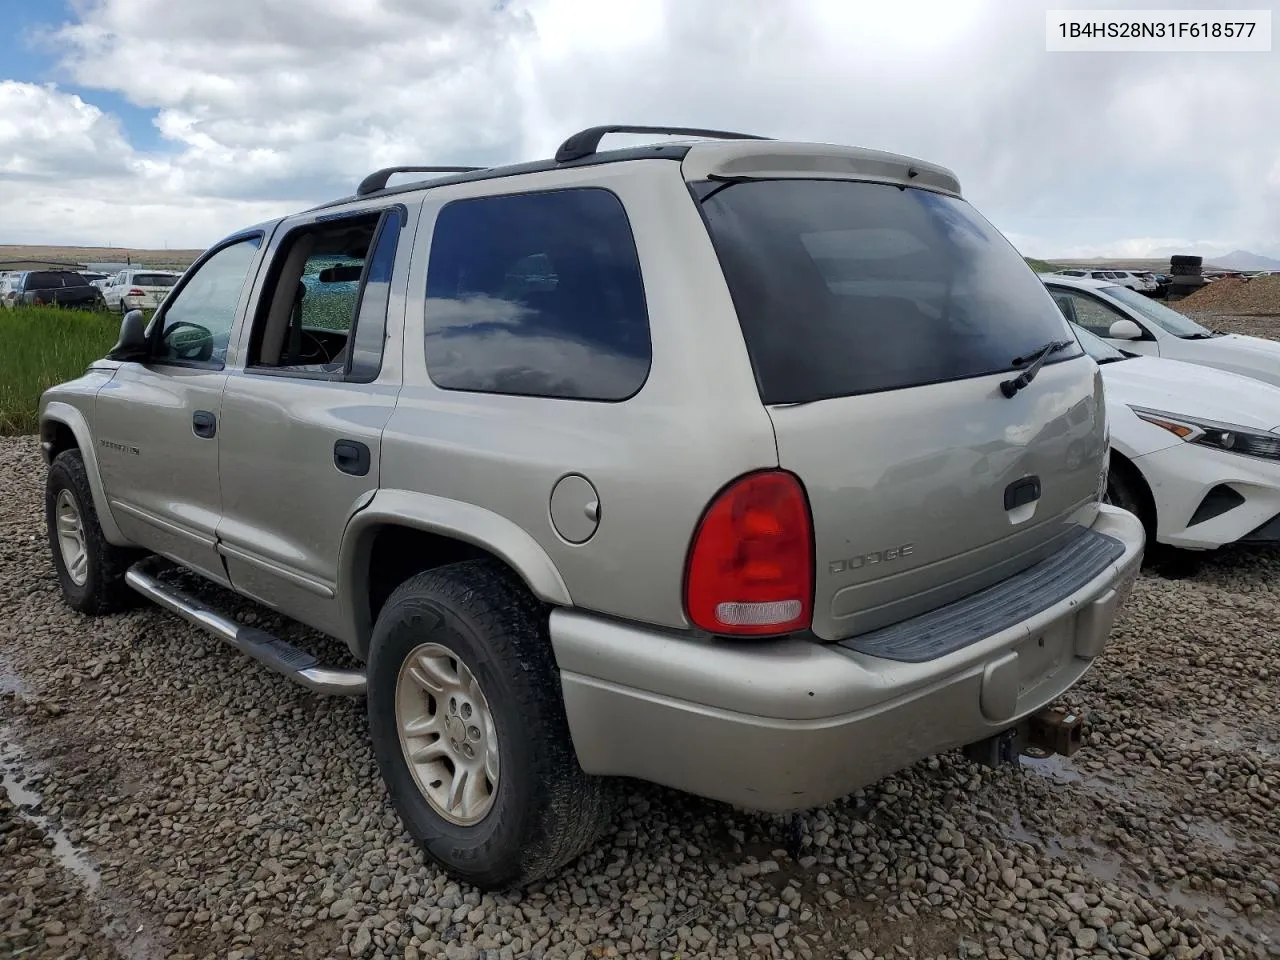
[
  {"left": 192, "top": 410, "right": 217, "bottom": 439},
  {"left": 333, "top": 440, "right": 371, "bottom": 477}
]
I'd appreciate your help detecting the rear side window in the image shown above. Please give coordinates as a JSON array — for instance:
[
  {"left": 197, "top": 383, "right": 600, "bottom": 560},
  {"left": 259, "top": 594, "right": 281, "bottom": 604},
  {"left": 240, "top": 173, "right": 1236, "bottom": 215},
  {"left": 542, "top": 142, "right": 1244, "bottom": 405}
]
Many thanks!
[
  {"left": 424, "top": 188, "right": 651, "bottom": 401},
  {"left": 698, "top": 180, "right": 1082, "bottom": 404}
]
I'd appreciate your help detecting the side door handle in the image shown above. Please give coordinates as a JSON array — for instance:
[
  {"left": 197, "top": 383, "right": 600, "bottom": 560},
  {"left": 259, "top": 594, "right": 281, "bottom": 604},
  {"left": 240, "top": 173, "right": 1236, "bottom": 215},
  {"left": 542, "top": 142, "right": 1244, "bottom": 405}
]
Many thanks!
[
  {"left": 333, "top": 440, "right": 371, "bottom": 477},
  {"left": 192, "top": 410, "right": 217, "bottom": 439}
]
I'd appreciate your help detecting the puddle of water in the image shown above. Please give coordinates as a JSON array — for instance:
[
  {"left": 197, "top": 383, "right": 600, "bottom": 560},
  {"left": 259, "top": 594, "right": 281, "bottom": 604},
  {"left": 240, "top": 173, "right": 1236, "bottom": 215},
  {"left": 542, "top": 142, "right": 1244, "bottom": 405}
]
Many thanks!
[
  {"left": 1004, "top": 810, "right": 1276, "bottom": 952},
  {"left": 0, "top": 653, "right": 27, "bottom": 695},
  {"left": 0, "top": 742, "right": 102, "bottom": 894},
  {"left": 1184, "top": 819, "right": 1240, "bottom": 854}
]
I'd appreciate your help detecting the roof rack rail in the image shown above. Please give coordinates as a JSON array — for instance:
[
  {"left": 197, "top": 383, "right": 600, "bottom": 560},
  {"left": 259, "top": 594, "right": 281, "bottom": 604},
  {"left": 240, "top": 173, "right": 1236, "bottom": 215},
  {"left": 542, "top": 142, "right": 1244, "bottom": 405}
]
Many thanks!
[
  {"left": 554, "top": 125, "right": 770, "bottom": 164},
  {"left": 356, "top": 165, "right": 484, "bottom": 197}
]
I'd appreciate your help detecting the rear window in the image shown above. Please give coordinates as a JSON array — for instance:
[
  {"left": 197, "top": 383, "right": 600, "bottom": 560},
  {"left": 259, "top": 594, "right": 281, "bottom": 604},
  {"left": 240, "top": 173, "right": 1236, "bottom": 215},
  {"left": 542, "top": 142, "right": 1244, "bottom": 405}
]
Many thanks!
[
  {"left": 26, "top": 272, "right": 89, "bottom": 290},
  {"left": 697, "top": 179, "right": 1082, "bottom": 404},
  {"left": 133, "top": 273, "right": 178, "bottom": 287}
]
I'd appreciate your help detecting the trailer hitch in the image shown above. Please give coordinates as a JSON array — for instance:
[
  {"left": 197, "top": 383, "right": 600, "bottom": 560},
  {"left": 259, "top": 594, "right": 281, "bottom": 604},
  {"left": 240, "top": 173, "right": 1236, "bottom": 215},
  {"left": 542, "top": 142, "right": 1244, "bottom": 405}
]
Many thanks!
[
  {"left": 963, "top": 705, "right": 1085, "bottom": 768},
  {"left": 1023, "top": 706, "right": 1084, "bottom": 758}
]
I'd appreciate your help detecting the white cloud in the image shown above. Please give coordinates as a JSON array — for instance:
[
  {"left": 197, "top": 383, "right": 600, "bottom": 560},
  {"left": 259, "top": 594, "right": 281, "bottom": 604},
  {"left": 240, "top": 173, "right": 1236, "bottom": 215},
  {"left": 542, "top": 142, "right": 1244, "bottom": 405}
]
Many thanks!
[
  {"left": 0, "top": 81, "right": 134, "bottom": 178},
  {"left": 0, "top": 0, "right": 1275, "bottom": 257}
]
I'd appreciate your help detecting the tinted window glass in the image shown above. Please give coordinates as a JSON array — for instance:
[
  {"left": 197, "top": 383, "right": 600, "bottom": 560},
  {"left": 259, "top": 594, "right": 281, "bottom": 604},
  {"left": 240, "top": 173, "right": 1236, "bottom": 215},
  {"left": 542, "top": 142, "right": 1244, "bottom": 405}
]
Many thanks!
[
  {"left": 133, "top": 273, "right": 178, "bottom": 287},
  {"left": 698, "top": 180, "right": 1082, "bottom": 404},
  {"left": 348, "top": 208, "right": 401, "bottom": 381},
  {"left": 156, "top": 236, "right": 261, "bottom": 365},
  {"left": 26, "top": 272, "right": 86, "bottom": 289},
  {"left": 424, "top": 188, "right": 651, "bottom": 401}
]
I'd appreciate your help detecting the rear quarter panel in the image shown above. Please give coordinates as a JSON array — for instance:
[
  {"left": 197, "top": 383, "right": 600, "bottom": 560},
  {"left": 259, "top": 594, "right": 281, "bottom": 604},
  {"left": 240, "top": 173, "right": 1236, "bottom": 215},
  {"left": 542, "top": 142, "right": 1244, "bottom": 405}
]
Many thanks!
[{"left": 380, "top": 159, "right": 779, "bottom": 630}]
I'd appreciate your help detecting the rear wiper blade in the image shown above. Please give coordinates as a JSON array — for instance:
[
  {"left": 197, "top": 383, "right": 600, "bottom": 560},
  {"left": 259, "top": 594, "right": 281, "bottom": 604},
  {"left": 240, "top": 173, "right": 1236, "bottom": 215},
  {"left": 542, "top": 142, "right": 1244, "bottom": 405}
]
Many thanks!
[{"left": 1001, "top": 339, "right": 1073, "bottom": 398}]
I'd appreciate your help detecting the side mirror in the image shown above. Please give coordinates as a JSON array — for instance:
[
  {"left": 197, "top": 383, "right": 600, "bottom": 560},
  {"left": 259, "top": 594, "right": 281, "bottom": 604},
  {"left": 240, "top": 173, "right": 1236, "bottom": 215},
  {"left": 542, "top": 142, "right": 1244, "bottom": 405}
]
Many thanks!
[
  {"left": 1108, "top": 318, "right": 1144, "bottom": 341},
  {"left": 107, "top": 309, "right": 149, "bottom": 361}
]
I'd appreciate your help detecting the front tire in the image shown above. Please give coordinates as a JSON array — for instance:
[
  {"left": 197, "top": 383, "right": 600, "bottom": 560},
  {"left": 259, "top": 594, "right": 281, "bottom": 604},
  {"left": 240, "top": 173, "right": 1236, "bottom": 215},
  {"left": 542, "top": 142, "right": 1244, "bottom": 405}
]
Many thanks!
[
  {"left": 366, "top": 560, "right": 616, "bottom": 890},
  {"left": 45, "top": 449, "right": 142, "bottom": 614}
]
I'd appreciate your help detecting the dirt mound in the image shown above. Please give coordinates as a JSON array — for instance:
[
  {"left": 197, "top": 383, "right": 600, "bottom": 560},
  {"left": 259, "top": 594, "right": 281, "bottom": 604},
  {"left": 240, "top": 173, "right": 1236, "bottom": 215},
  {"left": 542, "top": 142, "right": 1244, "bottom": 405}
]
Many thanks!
[{"left": 1178, "top": 275, "right": 1280, "bottom": 315}]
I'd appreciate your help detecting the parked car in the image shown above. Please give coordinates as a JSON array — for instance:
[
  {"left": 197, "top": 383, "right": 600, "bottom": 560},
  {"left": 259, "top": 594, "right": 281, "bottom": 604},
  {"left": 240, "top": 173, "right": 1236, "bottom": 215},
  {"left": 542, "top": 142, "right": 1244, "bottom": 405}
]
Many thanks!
[
  {"left": 102, "top": 269, "right": 181, "bottom": 313},
  {"left": 1067, "top": 322, "right": 1280, "bottom": 550},
  {"left": 1043, "top": 274, "right": 1280, "bottom": 387},
  {"left": 0, "top": 274, "right": 22, "bottom": 308},
  {"left": 39, "top": 125, "right": 1144, "bottom": 889},
  {"left": 10, "top": 270, "right": 105, "bottom": 309},
  {"left": 1065, "top": 269, "right": 1160, "bottom": 294}
]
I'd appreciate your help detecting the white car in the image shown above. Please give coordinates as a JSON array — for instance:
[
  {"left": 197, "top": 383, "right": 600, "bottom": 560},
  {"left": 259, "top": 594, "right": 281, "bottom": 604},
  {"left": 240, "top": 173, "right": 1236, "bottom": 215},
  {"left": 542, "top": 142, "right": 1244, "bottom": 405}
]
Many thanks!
[
  {"left": 1055, "top": 268, "right": 1154, "bottom": 293},
  {"left": 1070, "top": 323, "right": 1280, "bottom": 550},
  {"left": 0, "top": 274, "right": 20, "bottom": 308},
  {"left": 1044, "top": 274, "right": 1280, "bottom": 388},
  {"left": 101, "top": 269, "right": 181, "bottom": 313}
]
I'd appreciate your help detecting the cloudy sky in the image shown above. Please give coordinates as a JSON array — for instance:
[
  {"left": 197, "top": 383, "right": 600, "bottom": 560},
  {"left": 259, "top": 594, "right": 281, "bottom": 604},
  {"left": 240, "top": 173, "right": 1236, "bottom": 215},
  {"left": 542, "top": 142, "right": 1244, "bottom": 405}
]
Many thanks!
[{"left": 1, "top": 0, "right": 1276, "bottom": 259}]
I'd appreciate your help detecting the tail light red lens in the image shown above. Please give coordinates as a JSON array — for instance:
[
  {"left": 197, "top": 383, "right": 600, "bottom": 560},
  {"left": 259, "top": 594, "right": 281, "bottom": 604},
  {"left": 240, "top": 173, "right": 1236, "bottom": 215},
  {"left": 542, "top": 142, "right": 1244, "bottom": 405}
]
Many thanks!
[
  {"left": 684, "top": 469, "right": 814, "bottom": 636},
  {"left": 127, "top": 288, "right": 145, "bottom": 297}
]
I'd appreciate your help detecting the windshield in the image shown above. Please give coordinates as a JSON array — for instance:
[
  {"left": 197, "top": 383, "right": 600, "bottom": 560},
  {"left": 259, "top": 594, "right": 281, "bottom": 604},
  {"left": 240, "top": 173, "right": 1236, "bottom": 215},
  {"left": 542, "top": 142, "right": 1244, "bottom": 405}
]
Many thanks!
[
  {"left": 697, "top": 179, "right": 1083, "bottom": 404},
  {"left": 1103, "top": 285, "right": 1212, "bottom": 337},
  {"left": 1071, "top": 322, "right": 1128, "bottom": 363}
]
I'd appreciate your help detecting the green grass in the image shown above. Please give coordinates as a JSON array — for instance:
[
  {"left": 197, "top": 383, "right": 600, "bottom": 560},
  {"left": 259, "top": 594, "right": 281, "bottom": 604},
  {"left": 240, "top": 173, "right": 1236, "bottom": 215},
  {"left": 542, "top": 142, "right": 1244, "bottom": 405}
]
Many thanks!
[
  {"left": 1024, "top": 257, "right": 1062, "bottom": 274},
  {"left": 0, "top": 306, "right": 121, "bottom": 435}
]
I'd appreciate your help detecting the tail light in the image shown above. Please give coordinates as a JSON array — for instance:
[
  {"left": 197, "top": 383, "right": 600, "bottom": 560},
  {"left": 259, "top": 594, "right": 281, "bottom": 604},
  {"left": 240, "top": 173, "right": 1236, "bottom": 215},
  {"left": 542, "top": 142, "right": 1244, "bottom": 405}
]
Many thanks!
[
  {"left": 127, "top": 287, "right": 145, "bottom": 297},
  {"left": 684, "top": 470, "right": 814, "bottom": 636}
]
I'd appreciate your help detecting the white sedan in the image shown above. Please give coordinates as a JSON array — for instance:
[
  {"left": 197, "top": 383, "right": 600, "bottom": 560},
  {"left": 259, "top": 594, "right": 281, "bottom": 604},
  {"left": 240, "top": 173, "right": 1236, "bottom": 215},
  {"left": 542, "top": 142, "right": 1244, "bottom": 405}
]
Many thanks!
[
  {"left": 1072, "top": 323, "right": 1280, "bottom": 551},
  {"left": 1044, "top": 273, "right": 1280, "bottom": 388}
]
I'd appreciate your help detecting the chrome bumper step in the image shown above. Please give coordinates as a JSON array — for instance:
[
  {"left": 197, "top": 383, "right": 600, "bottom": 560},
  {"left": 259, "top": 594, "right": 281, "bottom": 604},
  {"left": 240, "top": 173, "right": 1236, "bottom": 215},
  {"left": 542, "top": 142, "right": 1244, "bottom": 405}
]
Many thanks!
[{"left": 125, "top": 557, "right": 366, "bottom": 697}]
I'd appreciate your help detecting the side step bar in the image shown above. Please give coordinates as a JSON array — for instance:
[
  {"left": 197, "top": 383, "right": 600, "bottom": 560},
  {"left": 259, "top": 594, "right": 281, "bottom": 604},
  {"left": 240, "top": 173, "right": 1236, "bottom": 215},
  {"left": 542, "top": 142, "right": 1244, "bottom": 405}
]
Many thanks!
[{"left": 125, "top": 558, "right": 366, "bottom": 697}]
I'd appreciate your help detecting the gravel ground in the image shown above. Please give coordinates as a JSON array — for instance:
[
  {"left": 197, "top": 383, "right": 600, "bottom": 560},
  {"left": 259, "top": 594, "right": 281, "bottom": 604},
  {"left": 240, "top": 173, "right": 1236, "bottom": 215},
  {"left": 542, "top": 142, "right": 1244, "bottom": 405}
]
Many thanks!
[
  {"left": 1181, "top": 313, "right": 1280, "bottom": 339},
  {"left": 2, "top": 433, "right": 1278, "bottom": 960}
]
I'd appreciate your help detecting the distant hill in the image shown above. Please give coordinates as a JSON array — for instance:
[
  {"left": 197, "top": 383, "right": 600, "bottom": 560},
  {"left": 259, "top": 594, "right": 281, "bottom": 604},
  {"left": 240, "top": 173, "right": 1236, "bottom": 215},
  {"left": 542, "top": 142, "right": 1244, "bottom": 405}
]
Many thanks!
[
  {"left": 1208, "top": 250, "right": 1280, "bottom": 272},
  {"left": 0, "top": 244, "right": 203, "bottom": 272}
]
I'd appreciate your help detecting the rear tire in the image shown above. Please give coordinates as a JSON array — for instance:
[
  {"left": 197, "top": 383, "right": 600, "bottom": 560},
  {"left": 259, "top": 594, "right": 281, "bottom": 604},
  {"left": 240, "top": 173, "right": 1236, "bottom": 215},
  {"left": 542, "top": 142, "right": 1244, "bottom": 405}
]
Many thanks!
[
  {"left": 366, "top": 559, "right": 616, "bottom": 890},
  {"left": 45, "top": 449, "right": 143, "bottom": 614}
]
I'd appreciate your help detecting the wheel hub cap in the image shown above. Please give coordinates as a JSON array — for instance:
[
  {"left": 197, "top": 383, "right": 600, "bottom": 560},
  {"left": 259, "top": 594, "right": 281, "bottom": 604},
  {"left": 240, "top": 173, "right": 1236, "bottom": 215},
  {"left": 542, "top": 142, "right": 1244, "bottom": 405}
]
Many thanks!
[
  {"left": 55, "top": 489, "right": 88, "bottom": 587},
  {"left": 394, "top": 642, "right": 499, "bottom": 825}
]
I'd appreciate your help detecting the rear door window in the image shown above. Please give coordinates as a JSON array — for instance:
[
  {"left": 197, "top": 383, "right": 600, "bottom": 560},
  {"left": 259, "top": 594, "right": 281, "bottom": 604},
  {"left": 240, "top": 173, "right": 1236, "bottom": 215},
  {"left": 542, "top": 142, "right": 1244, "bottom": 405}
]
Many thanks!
[{"left": 697, "top": 179, "right": 1082, "bottom": 404}]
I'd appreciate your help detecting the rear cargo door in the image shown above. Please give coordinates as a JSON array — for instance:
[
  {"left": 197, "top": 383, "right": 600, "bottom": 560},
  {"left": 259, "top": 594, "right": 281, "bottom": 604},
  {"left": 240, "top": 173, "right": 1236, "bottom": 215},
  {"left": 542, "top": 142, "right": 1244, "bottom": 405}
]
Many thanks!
[{"left": 697, "top": 178, "right": 1106, "bottom": 642}]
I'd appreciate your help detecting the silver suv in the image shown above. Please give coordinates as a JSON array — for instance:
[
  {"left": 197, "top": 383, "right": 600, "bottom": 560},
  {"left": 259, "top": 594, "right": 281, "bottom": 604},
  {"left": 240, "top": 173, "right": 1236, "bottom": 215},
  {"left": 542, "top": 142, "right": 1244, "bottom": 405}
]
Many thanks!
[{"left": 39, "top": 125, "right": 1144, "bottom": 889}]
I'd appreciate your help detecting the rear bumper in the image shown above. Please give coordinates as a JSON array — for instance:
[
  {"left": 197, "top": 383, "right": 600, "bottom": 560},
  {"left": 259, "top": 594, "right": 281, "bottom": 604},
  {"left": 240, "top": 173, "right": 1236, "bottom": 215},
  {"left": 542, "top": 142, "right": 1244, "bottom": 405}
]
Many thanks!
[{"left": 553, "top": 504, "right": 1144, "bottom": 812}]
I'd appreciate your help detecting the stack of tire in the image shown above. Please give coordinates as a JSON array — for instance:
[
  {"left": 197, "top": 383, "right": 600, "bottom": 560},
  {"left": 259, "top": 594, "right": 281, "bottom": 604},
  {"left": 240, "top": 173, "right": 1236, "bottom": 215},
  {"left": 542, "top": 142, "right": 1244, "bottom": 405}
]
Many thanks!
[{"left": 1167, "top": 255, "right": 1206, "bottom": 301}]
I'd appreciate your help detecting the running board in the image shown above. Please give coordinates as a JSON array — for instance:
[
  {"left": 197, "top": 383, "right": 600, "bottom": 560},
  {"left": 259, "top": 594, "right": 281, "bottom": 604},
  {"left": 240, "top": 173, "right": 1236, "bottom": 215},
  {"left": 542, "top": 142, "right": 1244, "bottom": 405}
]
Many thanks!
[{"left": 124, "top": 558, "right": 366, "bottom": 697}]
